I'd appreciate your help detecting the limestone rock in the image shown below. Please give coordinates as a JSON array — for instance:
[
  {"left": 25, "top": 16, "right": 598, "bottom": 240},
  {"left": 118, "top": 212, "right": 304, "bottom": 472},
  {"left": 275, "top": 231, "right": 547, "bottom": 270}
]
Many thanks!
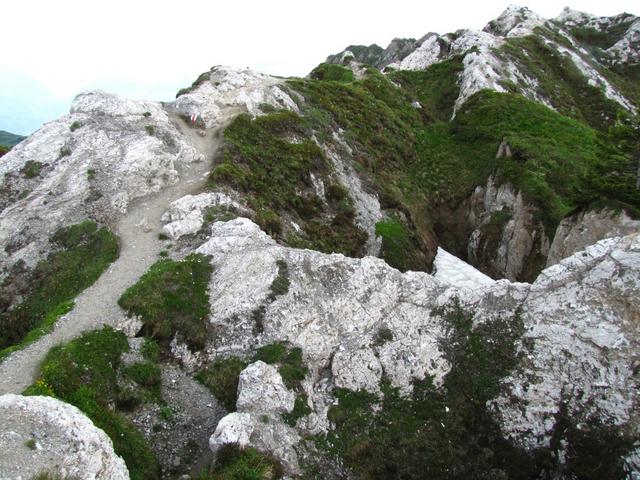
[
  {"left": 490, "top": 234, "right": 640, "bottom": 450},
  {"left": 195, "top": 217, "right": 639, "bottom": 473},
  {"left": 331, "top": 347, "right": 383, "bottom": 394},
  {"left": 174, "top": 66, "right": 299, "bottom": 129},
  {"left": 0, "top": 394, "right": 129, "bottom": 479},
  {"left": 547, "top": 208, "right": 640, "bottom": 266},
  {"left": 236, "top": 361, "right": 295, "bottom": 415},
  {"left": 466, "top": 176, "right": 549, "bottom": 281},
  {"left": 0, "top": 89, "right": 201, "bottom": 284},
  {"left": 161, "top": 192, "right": 251, "bottom": 240}
]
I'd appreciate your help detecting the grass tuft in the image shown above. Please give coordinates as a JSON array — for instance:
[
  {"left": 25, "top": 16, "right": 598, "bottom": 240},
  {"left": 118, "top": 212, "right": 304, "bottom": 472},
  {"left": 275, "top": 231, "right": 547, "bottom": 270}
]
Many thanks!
[{"left": 118, "top": 253, "right": 212, "bottom": 351}]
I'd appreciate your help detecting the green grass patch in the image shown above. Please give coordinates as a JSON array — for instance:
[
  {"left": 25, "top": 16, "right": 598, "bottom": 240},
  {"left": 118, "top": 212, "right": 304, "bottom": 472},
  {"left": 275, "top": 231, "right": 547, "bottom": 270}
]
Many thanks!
[
  {"left": 69, "top": 121, "right": 82, "bottom": 132},
  {"left": 21, "top": 160, "right": 43, "bottom": 179},
  {"left": 282, "top": 392, "right": 312, "bottom": 427},
  {"left": 500, "top": 35, "right": 622, "bottom": 131},
  {"left": 211, "top": 109, "right": 367, "bottom": 256},
  {"left": 141, "top": 337, "right": 161, "bottom": 362},
  {"left": 0, "top": 221, "right": 119, "bottom": 354},
  {"left": 24, "top": 327, "right": 160, "bottom": 479},
  {"left": 269, "top": 260, "right": 290, "bottom": 298},
  {"left": 118, "top": 253, "right": 212, "bottom": 351},
  {"left": 198, "top": 443, "right": 283, "bottom": 479},
  {"left": 254, "top": 342, "right": 308, "bottom": 390},
  {"left": 309, "top": 63, "right": 355, "bottom": 82},
  {"left": 196, "top": 358, "right": 248, "bottom": 411},
  {"left": 0, "top": 301, "right": 73, "bottom": 362},
  {"left": 389, "top": 55, "right": 465, "bottom": 121},
  {"left": 375, "top": 217, "right": 425, "bottom": 272},
  {"left": 124, "top": 361, "right": 162, "bottom": 401}
]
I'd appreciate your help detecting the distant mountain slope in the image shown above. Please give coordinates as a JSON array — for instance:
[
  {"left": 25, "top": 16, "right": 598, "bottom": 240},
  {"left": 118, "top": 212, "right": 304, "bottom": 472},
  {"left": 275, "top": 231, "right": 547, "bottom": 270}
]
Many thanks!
[
  {"left": 326, "top": 6, "right": 639, "bottom": 128},
  {"left": 0, "top": 130, "right": 26, "bottom": 147}
]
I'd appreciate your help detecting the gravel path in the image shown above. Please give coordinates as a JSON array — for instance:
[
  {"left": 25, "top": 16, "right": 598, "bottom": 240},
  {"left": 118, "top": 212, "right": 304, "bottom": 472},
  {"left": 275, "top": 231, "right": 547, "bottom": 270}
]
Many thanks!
[{"left": 0, "top": 111, "right": 228, "bottom": 395}]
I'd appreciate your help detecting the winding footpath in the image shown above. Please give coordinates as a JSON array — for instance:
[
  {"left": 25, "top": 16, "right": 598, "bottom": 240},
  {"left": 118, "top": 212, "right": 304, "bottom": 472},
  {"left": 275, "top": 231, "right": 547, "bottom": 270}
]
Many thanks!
[{"left": 0, "top": 112, "right": 227, "bottom": 394}]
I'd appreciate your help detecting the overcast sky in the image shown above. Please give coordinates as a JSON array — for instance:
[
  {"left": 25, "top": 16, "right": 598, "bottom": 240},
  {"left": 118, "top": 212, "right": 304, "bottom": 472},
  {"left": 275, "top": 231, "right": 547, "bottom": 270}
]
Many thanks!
[{"left": 1, "top": 0, "right": 638, "bottom": 135}]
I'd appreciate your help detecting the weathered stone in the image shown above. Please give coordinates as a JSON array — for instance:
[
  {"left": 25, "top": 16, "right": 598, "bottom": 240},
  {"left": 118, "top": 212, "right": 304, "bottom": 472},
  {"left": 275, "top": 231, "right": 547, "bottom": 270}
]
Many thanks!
[
  {"left": 236, "top": 361, "right": 295, "bottom": 415},
  {"left": 0, "top": 394, "right": 129, "bottom": 479}
]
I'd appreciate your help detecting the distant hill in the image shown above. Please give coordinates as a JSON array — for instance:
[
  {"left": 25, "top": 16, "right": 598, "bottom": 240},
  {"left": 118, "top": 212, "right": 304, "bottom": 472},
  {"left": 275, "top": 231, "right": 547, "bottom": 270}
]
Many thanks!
[{"left": 0, "top": 130, "right": 26, "bottom": 147}]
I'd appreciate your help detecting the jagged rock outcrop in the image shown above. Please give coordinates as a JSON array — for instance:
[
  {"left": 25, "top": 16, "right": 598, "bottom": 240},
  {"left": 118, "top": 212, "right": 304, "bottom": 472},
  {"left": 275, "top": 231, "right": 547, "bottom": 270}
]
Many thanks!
[
  {"left": 0, "top": 394, "right": 129, "bottom": 479},
  {"left": 161, "top": 191, "right": 251, "bottom": 240},
  {"left": 174, "top": 66, "right": 299, "bottom": 128},
  {"left": 210, "top": 361, "right": 301, "bottom": 472},
  {"left": 547, "top": 208, "right": 640, "bottom": 267},
  {"left": 465, "top": 176, "right": 549, "bottom": 281},
  {"left": 182, "top": 216, "right": 639, "bottom": 474},
  {"left": 0, "top": 90, "right": 202, "bottom": 282}
]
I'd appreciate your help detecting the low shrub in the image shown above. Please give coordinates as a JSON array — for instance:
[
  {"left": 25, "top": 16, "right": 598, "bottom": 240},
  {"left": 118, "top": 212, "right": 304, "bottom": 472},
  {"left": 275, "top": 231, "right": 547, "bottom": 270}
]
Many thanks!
[
  {"left": 199, "top": 443, "right": 283, "bottom": 479},
  {"left": 21, "top": 161, "right": 43, "bottom": 179}
]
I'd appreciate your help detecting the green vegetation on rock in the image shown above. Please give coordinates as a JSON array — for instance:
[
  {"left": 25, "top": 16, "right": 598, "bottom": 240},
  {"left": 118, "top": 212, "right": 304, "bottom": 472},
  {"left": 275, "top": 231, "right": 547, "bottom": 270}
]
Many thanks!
[
  {"left": 196, "top": 443, "right": 283, "bottom": 480},
  {"left": 196, "top": 358, "right": 248, "bottom": 411},
  {"left": 21, "top": 161, "right": 43, "bottom": 179},
  {"left": 118, "top": 253, "right": 212, "bottom": 351},
  {"left": 375, "top": 217, "right": 425, "bottom": 272},
  {"left": 0, "top": 221, "right": 119, "bottom": 358},
  {"left": 211, "top": 110, "right": 367, "bottom": 256},
  {"left": 254, "top": 342, "right": 308, "bottom": 390},
  {"left": 309, "top": 63, "right": 355, "bottom": 82},
  {"left": 25, "top": 327, "right": 160, "bottom": 480}
]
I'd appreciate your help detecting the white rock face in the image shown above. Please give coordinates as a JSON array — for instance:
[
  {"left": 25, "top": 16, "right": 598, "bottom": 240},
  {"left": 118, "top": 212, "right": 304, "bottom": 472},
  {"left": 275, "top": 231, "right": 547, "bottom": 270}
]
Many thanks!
[
  {"left": 323, "top": 131, "right": 383, "bottom": 256},
  {"left": 608, "top": 18, "right": 640, "bottom": 64},
  {"left": 547, "top": 208, "right": 640, "bottom": 266},
  {"left": 210, "top": 361, "right": 301, "bottom": 472},
  {"left": 0, "top": 90, "right": 201, "bottom": 276},
  {"left": 433, "top": 247, "right": 495, "bottom": 289},
  {"left": 195, "top": 218, "right": 639, "bottom": 474},
  {"left": 161, "top": 192, "right": 251, "bottom": 239},
  {"left": 382, "top": 6, "right": 636, "bottom": 116},
  {"left": 236, "top": 361, "right": 295, "bottom": 415},
  {"left": 209, "top": 412, "right": 254, "bottom": 450},
  {"left": 484, "top": 5, "right": 546, "bottom": 37},
  {"left": 491, "top": 234, "right": 640, "bottom": 450},
  {"left": 174, "top": 66, "right": 299, "bottom": 128},
  {"left": 0, "top": 394, "right": 129, "bottom": 479},
  {"left": 332, "top": 347, "right": 383, "bottom": 394}
]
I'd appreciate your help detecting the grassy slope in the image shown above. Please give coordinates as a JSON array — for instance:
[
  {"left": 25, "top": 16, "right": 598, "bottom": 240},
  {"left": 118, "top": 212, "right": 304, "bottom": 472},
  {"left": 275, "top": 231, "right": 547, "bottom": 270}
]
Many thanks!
[
  {"left": 25, "top": 327, "right": 160, "bottom": 479},
  {"left": 0, "top": 221, "right": 120, "bottom": 358},
  {"left": 0, "top": 130, "right": 26, "bottom": 147},
  {"left": 210, "top": 109, "right": 368, "bottom": 256},
  {"left": 290, "top": 66, "right": 638, "bottom": 241}
]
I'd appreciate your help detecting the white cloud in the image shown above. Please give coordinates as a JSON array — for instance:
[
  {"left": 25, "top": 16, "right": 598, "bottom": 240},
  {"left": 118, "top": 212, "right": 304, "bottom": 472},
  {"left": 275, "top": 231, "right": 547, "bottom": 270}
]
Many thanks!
[{"left": 1, "top": 0, "right": 637, "bottom": 134}]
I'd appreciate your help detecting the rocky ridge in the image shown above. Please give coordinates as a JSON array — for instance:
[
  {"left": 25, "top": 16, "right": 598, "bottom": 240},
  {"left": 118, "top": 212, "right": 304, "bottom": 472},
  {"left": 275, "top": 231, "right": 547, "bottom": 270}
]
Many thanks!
[
  {"left": 0, "top": 4, "right": 638, "bottom": 480},
  {"left": 329, "top": 5, "right": 638, "bottom": 117}
]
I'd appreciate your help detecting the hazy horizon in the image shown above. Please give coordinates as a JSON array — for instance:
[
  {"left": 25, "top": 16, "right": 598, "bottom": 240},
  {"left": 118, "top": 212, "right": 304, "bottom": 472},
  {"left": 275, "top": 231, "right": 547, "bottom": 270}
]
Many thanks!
[{"left": 1, "top": 0, "right": 638, "bottom": 136}]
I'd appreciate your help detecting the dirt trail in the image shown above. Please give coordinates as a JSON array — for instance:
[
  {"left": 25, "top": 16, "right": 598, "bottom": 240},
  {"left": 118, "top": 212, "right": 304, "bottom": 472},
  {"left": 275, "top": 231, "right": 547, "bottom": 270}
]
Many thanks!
[{"left": 0, "top": 111, "right": 229, "bottom": 395}]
